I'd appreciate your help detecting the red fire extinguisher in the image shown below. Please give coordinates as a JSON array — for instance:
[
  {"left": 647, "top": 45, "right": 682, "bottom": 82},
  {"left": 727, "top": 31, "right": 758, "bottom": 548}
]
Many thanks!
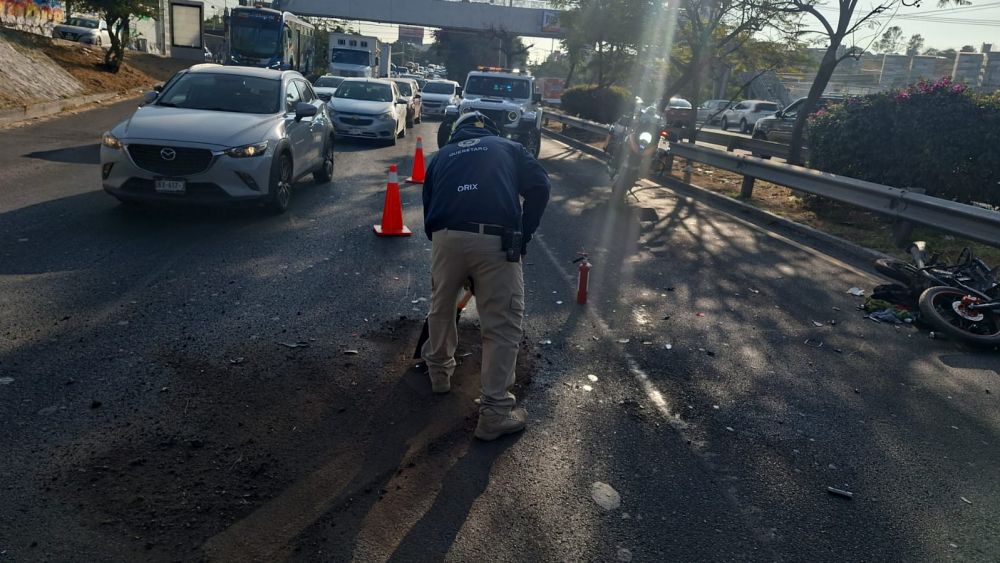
[{"left": 573, "top": 252, "right": 592, "bottom": 305}]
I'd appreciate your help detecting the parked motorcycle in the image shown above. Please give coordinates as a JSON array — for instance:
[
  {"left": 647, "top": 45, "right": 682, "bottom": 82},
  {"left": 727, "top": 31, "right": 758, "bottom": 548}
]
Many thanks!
[
  {"left": 875, "top": 242, "right": 1000, "bottom": 347},
  {"left": 606, "top": 106, "right": 664, "bottom": 205}
]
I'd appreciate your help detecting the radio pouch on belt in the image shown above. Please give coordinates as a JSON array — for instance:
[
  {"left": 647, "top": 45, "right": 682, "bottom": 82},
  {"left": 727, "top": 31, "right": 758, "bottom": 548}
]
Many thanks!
[{"left": 501, "top": 229, "right": 523, "bottom": 263}]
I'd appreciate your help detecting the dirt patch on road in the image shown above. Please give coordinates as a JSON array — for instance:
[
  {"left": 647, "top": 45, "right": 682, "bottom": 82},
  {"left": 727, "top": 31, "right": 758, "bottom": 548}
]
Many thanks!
[{"left": 46, "top": 318, "right": 536, "bottom": 561}]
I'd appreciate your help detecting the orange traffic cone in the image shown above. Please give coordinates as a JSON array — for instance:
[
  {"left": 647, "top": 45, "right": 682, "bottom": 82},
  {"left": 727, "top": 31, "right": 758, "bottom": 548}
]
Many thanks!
[
  {"left": 374, "top": 165, "right": 412, "bottom": 237},
  {"left": 405, "top": 136, "right": 426, "bottom": 184}
]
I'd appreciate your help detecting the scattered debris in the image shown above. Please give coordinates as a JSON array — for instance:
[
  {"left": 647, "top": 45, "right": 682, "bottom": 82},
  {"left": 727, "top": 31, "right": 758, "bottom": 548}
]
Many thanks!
[
  {"left": 811, "top": 320, "right": 824, "bottom": 327},
  {"left": 826, "top": 487, "right": 853, "bottom": 499},
  {"left": 617, "top": 338, "right": 630, "bottom": 344},
  {"left": 117, "top": 321, "right": 129, "bottom": 326},
  {"left": 591, "top": 482, "right": 621, "bottom": 511},
  {"left": 279, "top": 342, "right": 310, "bottom": 349},
  {"left": 343, "top": 350, "right": 359, "bottom": 355},
  {"left": 664, "top": 344, "right": 673, "bottom": 350},
  {"left": 725, "top": 426, "right": 734, "bottom": 432},
  {"left": 961, "top": 496, "right": 973, "bottom": 505},
  {"left": 642, "top": 341, "right": 652, "bottom": 345},
  {"left": 457, "top": 352, "right": 473, "bottom": 358},
  {"left": 847, "top": 287, "right": 865, "bottom": 296},
  {"left": 539, "top": 339, "right": 553, "bottom": 345},
  {"left": 696, "top": 312, "right": 705, "bottom": 317},
  {"left": 804, "top": 339, "right": 824, "bottom": 348},
  {"left": 0, "top": 377, "right": 13, "bottom": 385},
  {"left": 748, "top": 288, "right": 760, "bottom": 294},
  {"left": 616, "top": 548, "right": 633, "bottom": 562},
  {"left": 556, "top": 300, "right": 564, "bottom": 305},
  {"left": 582, "top": 385, "right": 593, "bottom": 392},
  {"left": 229, "top": 357, "right": 245, "bottom": 366},
  {"left": 410, "top": 298, "right": 427, "bottom": 304},
  {"left": 587, "top": 374, "right": 599, "bottom": 382}
]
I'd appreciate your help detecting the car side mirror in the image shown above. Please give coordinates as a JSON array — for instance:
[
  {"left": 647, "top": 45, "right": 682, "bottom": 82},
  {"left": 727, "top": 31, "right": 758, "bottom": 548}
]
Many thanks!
[
  {"left": 414, "top": 93, "right": 421, "bottom": 99},
  {"left": 456, "top": 87, "right": 463, "bottom": 96},
  {"left": 142, "top": 91, "right": 158, "bottom": 105},
  {"left": 396, "top": 98, "right": 407, "bottom": 104},
  {"left": 532, "top": 92, "right": 542, "bottom": 103},
  {"left": 153, "top": 83, "right": 164, "bottom": 92},
  {"left": 294, "top": 102, "right": 317, "bottom": 121},
  {"left": 774, "top": 110, "right": 783, "bottom": 118}
]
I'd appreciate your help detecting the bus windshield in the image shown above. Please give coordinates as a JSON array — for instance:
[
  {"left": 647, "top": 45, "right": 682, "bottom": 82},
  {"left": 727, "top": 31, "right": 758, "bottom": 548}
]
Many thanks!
[
  {"left": 230, "top": 13, "right": 282, "bottom": 58},
  {"left": 330, "top": 49, "right": 370, "bottom": 66}
]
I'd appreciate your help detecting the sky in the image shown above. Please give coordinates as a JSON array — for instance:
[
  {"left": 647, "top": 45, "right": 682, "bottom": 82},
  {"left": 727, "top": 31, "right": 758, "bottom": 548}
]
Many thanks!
[
  {"left": 206, "top": 1, "right": 1000, "bottom": 63},
  {"left": 345, "top": 2, "right": 1000, "bottom": 65}
]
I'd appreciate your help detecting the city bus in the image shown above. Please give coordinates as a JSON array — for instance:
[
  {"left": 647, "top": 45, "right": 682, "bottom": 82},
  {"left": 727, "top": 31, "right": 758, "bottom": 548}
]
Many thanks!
[{"left": 226, "top": 6, "right": 315, "bottom": 73}]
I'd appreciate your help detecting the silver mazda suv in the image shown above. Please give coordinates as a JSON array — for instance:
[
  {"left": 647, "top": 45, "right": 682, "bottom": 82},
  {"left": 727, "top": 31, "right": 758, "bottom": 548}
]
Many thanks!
[{"left": 101, "top": 65, "right": 335, "bottom": 213}]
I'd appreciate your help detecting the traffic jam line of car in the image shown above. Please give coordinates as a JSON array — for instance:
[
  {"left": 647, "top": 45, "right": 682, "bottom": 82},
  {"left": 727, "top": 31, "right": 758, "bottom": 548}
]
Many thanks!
[{"left": 99, "top": 64, "right": 547, "bottom": 213}]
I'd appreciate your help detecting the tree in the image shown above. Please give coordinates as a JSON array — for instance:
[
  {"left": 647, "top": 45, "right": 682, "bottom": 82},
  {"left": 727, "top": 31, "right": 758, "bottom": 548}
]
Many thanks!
[
  {"left": 429, "top": 28, "right": 527, "bottom": 82},
  {"left": 874, "top": 26, "right": 903, "bottom": 54},
  {"left": 771, "top": 0, "right": 968, "bottom": 164},
  {"left": 655, "top": 0, "right": 797, "bottom": 139},
  {"left": 553, "top": 0, "right": 652, "bottom": 88},
  {"left": 905, "top": 33, "right": 924, "bottom": 56},
  {"left": 80, "top": 0, "right": 157, "bottom": 72}
]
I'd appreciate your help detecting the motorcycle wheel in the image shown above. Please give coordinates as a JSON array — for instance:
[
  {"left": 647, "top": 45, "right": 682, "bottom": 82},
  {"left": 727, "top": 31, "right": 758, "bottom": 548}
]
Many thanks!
[
  {"left": 918, "top": 286, "right": 1000, "bottom": 347},
  {"left": 611, "top": 168, "right": 636, "bottom": 206},
  {"left": 874, "top": 258, "right": 920, "bottom": 286}
]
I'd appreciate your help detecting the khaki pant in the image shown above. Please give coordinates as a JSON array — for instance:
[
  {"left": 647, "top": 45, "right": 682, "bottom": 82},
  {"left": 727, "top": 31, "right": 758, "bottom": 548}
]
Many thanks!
[{"left": 422, "top": 228, "right": 525, "bottom": 410}]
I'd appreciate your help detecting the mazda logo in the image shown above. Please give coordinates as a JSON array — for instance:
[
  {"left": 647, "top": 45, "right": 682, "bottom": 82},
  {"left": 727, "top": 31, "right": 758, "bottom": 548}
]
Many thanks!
[{"left": 160, "top": 148, "right": 177, "bottom": 161}]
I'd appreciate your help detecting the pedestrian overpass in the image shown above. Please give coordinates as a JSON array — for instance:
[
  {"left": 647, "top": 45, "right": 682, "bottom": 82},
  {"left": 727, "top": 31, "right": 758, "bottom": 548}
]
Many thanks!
[{"left": 277, "top": 0, "right": 565, "bottom": 37}]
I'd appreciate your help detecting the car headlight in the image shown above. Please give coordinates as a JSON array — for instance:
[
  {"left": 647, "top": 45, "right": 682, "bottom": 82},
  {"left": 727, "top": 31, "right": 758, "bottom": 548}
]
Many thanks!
[
  {"left": 225, "top": 141, "right": 269, "bottom": 158},
  {"left": 101, "top": 132, "right": 123, "bottom": 150},
  {"left": 377, "top": 111, "right": 395, "bottom": 121}
]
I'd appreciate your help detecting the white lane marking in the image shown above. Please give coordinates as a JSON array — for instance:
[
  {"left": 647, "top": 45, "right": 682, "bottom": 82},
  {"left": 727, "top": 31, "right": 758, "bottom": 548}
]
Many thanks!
[{"left": 532, "top": 235, "right": 687, "bottom": 429}]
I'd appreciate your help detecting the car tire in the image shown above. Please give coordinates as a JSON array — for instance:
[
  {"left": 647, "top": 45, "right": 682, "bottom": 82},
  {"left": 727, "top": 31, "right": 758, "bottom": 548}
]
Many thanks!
[
  {"left": 406, "top": 110, "right": 414, "bottom": 128},
  {"left": 267, "top": 152, "right": 293, "bottom": 214},
  {"left": 313, "top": 137, "right": 334, "bottom": 184},
  {"left": 740, "top": 118, "right": 748, "bottom": 133},
  {"left": 415, "top": 112, "right": 422, "bottom": 124},
  {"left": 721, "top": 116, "right": 729, "bottom": 130},
  {"left": 398, "top": 120, "right": 406, "bottom": 139}
]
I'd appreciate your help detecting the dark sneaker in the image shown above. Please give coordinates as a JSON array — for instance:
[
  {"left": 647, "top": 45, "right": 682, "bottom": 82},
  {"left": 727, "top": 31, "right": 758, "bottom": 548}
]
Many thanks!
[{"left": 474, "top": 407, "right": 527, "bottom": 441}]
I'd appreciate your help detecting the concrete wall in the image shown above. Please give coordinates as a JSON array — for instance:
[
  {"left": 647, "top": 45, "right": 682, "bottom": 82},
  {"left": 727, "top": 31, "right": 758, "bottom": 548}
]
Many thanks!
[
  {"left": 983, "top": 53, "right": 1000, "bottom": 89},
  {"left": 280, "top": 0, "right": 562, "bottom": 37},
  {"left": 879, "top": 54, "right": 910, "bottom": 88},
  {"left": 953, "top": 52, "right": 985, "bottom": 87}
]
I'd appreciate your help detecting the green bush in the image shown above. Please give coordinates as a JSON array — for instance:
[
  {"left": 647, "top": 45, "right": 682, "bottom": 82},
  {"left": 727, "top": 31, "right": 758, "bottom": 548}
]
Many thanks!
[
  {"left": 809, "top": 77, "right": 1000, "bottom": 206},
  {"left": 560, "top": 84, "right": 633, "bottom": 124}
]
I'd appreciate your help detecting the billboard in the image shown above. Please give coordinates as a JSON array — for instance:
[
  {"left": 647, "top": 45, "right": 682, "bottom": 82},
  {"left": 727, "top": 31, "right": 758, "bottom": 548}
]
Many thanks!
[
  {"left": 398, "top": 25, "right": 424, "bottom": 45},
  {"left": 538, "top": 77, "right": 565, "bottom": 104},
  {"left": 541, "top": 10, "right": 561, "bottom": 34}
]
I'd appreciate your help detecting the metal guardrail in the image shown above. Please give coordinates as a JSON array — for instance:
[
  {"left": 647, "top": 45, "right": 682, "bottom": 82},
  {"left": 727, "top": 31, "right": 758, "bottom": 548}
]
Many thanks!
[
  {"left": 543, "top": 110, "right": 804, "bottom": 161},
  {"left": 542, "top": 110, "right": 1000, "bottom": 248},
  {"left": 669, "top": 143, "right": 1000, "bottom": 247},
  {"left": 543, "top": 111, "right": 610, "bottom": 136}
]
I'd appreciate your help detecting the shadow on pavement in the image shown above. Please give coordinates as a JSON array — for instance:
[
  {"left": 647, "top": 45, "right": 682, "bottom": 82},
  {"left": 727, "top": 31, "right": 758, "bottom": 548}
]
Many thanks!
[
  {"left": 23, "top": 143, "right": 100, "bottom": 164},
  {"left": 386, "top": 436, "right": 520, "bottom": 563}
]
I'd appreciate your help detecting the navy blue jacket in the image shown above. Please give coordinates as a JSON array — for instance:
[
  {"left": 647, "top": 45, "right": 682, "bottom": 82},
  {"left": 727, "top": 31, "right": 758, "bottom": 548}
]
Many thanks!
[{"left": 422, "top": 128, "right": 550, "bottom": 240}]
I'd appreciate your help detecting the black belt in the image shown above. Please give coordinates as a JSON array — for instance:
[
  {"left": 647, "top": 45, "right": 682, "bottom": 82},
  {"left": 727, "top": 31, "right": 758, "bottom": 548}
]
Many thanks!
[{"left": 445, "top": 222, "right": 506, "bottom": 236}]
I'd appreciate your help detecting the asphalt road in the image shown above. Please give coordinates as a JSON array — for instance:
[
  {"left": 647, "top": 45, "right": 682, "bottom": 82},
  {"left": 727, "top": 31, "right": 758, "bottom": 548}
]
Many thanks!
[{"left": 0, "top": 101, "right": 998, "bottom": 562}]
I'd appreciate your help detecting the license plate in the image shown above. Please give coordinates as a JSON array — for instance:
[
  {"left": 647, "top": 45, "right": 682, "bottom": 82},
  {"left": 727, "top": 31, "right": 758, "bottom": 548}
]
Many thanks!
[
  {"left": 349, "top": 128, "right": 362, "bottom": 136},
  {"left": 155, "top": 179, "right": 186, "bottom": 194}
]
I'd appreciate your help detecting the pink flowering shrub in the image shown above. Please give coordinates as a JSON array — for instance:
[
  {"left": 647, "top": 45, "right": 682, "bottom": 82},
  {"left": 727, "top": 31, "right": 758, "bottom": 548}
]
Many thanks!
[{"left": 809, "top": 76, "right": 1000, "bottom": 205}]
